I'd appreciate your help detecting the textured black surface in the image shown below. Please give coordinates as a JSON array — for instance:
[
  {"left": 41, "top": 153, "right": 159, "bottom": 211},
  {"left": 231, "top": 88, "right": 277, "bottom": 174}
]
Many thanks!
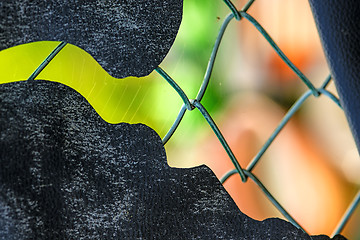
[
  {"left": 308, "top": 1, "right": 360, "bottom": 152},
  {"left": 0, "top": 0, "right": 183, "bottom": 78},
  {"left": 0, "top": 80, "right": 342, "bottom": 239}
]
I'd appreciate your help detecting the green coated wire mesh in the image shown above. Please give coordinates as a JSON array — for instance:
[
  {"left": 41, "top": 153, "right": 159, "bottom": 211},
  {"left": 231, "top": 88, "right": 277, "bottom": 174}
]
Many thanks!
[
  {"left": 156, "top": 0, "right": 360, "bottom": 238},
  {"left": 11, "top": 0, "right": 360, "bottom": 238}
]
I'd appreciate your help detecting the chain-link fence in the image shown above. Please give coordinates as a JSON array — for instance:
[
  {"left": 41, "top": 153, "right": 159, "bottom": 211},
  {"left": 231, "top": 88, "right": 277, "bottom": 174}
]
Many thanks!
[
  {"left": 1, "top": 0, "right": 359, "bottom": 238},
  {"left": 155, "top": 0, "right": 360, "bottom": 238}
]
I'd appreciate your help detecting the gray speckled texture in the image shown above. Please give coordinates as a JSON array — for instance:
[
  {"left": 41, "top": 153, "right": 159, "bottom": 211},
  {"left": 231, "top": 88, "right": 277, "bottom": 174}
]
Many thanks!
[
  {"left": 0, "top": 81, "right": 344, "bottom": 239},
  {"left": 0, "top": 0, "right": 183, "bottom": 78}
]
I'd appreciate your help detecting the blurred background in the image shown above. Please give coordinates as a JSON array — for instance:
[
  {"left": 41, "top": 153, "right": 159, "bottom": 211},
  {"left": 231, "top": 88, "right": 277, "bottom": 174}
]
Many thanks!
[
  {"left": 2, "top": 0, "right": 358, "bottom": 238},
  {"left": 157, "top": 0, "right": 360, "bottom": 238}
]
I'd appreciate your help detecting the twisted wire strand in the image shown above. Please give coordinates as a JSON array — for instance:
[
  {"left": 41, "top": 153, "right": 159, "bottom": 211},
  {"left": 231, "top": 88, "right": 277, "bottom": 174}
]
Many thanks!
[
  {"left": 16, "top": 0, "right": 359, "bottom": 236},
  {"left": 157, "top": 0, "right": 359, "bottom": 236}
]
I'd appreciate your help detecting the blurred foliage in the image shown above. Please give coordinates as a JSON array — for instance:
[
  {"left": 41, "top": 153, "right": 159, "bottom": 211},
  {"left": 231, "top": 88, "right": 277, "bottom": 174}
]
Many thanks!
[
  {"left": 1, "top": 0, "right": 358, "bottom": 238},
  {"left": 0, "top": 0, "right": 227, "bottom": 143},
  {"left": 160, "top": 0, "right": 228, "bottom": 150}
]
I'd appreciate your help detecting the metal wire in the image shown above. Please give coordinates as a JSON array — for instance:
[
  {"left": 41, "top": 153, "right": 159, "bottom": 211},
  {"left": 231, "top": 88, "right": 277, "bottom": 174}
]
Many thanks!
[
  {"left": 15, "top": 0, "right": 359, "bottom": 237},
  {"left": 27, "top": 41, "right": 67, "bottom": 81},
  {"left": 332, "top": 190, "right": 360, "bottom": 237},
  {"left": 155, "top": 0, "right": 359, "bottom": 237}
]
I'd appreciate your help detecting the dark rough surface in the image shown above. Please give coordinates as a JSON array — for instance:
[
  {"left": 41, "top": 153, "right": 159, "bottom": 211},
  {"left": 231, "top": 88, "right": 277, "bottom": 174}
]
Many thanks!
[
  {"left": 0, "top": 80, "right": 343, "bottom": 239},
  {"left": 0, "top": 0, "right": 183, "bottom": 78},
  {"left": 308, "top": 1, "right": 360, "bottom": 152}
]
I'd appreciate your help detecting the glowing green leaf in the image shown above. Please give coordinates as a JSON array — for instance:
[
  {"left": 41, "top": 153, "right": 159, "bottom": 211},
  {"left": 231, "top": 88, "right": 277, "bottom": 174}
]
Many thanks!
[{"left": 0, "top": 42, "right": 183, "bottom": 137}]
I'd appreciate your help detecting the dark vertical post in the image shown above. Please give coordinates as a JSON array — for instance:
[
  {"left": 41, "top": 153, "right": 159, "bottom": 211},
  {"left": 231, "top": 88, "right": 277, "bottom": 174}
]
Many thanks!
[{"left": 308, "top": 0, "right": 360, "bottom": 151}]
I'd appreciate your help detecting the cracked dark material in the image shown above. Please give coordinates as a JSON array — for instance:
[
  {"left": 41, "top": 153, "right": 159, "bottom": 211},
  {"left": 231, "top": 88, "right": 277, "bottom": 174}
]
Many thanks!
[
  {"left": 0, "top": 0, "right": 350, "bottom": 238},
  {"left": 0, "top": 81, "right": 345, "bottom": 239},
  {"left": 0, "top": 0, "right": 183, "bottom": 78}
]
